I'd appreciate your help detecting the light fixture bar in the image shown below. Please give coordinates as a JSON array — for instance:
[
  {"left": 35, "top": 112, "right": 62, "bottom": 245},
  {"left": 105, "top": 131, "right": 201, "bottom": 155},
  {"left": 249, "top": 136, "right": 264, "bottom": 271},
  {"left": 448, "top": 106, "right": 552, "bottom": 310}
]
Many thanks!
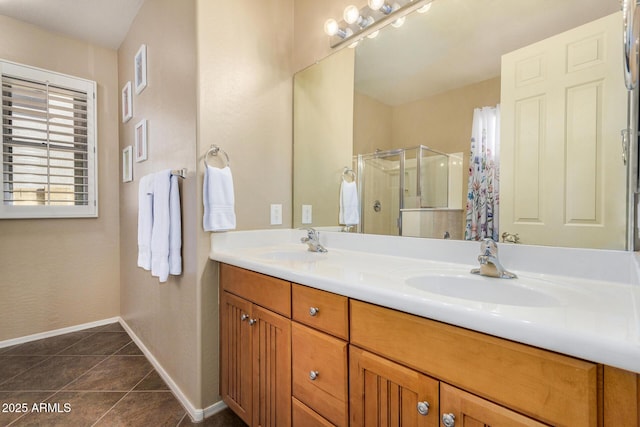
[{"left": 325, "top": 0, "right": 434, "bottom": 48}]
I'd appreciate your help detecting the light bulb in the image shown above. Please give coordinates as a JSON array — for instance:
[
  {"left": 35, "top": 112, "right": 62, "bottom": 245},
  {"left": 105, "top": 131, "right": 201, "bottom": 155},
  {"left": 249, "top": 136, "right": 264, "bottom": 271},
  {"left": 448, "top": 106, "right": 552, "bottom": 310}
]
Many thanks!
[
  {"left": 368, "top": 0, "right": 393, "bottom": 14},
  {"left": 391, "top": 15, "right": 406, "bottom": 28},
  {"left": 344, "top": 5, "right": 360, "bottom": 24},
  {"left": 417, "top": 2, "right": 432, "bottom": 13},
  {"left": 324, "top": 18, "right": 339, "bottom": 36},
  {"left": 367, "top": 30, "right": 380, "bottom": 39}
]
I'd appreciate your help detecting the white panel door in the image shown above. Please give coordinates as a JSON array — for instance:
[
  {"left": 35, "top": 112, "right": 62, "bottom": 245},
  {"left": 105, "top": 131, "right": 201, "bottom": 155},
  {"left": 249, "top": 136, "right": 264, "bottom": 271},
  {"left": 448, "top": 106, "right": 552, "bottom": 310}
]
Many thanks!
[{"left": 500, "top": 12, "right": 627, "bottom": 249}]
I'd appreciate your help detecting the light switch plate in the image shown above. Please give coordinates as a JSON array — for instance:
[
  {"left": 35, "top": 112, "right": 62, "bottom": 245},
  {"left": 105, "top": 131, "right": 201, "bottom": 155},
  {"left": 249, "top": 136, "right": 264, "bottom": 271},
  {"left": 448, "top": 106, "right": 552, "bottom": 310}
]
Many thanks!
[
  {"left": 302, "top": 205, "right": 312, "bottom": 224},
  {"left": 270, "top": 204, "right": 282, "bottom": 225}
]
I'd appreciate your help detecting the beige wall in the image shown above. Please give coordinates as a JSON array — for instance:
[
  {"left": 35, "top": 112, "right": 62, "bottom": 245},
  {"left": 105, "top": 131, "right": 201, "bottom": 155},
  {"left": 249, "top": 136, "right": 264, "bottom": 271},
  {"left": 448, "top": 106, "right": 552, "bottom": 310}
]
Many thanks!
[
  {"left": 392, "top": 77, "right": 501, "bottom": 208},
  {"left": 117, "top": 0, "right": 202, "bottom": 408},
  {"left": 293, "top": 48, "right": 354, "bottom": 228},
  {"left": 0, "top": 16, "right": 120, "bottom": 341},
  {"left": 354, "top": 91, "right": 394, "bottom": 155},
  {"left": 196, "top": 0, "right": 293, "bottom": 407},
  {"left": 119, "top": 0, "right": 295, "bottom": 411},
  {"left": 293, "top": 0, "right": 364, "bottom": 72}
]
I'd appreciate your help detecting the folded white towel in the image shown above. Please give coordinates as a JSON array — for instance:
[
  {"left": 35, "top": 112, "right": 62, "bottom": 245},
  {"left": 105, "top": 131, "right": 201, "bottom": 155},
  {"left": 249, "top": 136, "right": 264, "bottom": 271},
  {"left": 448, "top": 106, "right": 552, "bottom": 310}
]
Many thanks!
[
  {"left": 137, "top": 174, "right": 154, "bottom": 270},
  {"left": 203, "top": 165, "right": 236, "bottom": 231},
  {"left": 339, "top": 180, "right": 360, "bottom": 225}
]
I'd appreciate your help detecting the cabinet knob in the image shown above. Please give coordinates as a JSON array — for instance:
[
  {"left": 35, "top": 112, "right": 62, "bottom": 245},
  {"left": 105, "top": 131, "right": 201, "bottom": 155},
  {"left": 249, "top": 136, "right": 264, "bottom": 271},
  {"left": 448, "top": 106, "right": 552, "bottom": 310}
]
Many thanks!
[
  {"left": 442, "top": 413, "right": 455, "bottom": 427},
  {"left": 241, "top": 314, "right": 249, "bottom": 321},
  {"left": 416, "top": 401, "right": 430, "bottom": 416},
  {"left": 309, "top": 370, "right": 319, "bottom": 381},
  {"left": 309, "top": 307, "right": 319, "bottom": 317},
  {"left": 249, "top": 318, "right": 257, "bottom": 326}
]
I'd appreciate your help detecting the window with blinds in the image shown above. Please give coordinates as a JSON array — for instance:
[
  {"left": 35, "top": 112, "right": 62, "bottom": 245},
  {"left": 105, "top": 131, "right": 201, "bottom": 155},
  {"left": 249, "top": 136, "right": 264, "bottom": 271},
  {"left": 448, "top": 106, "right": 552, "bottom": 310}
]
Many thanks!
[{"left": 1, "top": 60, "right": 97, "bottom": 218}]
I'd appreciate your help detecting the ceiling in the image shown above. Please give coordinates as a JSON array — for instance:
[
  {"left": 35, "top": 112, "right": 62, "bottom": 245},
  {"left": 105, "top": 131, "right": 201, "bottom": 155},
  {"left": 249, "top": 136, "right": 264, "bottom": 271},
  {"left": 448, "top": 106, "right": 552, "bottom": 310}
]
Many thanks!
[{"left": 0, "top": 0, "right": 145, "bottom": 49}]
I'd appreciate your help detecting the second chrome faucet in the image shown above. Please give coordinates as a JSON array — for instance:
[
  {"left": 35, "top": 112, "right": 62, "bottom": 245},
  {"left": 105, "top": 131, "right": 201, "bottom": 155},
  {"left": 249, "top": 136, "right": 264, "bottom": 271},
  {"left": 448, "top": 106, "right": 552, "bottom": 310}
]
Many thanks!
[
  {"left": 470, "top": 238, "right": 517, "bottom": 279},
  {"left": 300, "top": 227, "right": 327, "bottom": 253}
]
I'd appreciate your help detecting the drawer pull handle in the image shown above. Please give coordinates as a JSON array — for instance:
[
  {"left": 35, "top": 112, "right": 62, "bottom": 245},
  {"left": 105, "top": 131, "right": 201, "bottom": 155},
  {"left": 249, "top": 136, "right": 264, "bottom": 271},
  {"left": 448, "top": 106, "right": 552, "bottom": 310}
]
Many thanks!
[
  {"left": 249, "top": 318, "right": 257, "bottom": 326},
  {"left": 442, "top": 413, "right": 455, "bottom": 427},
  {"left": 309, "top": 370, "right": 319, "bottom": 381},
  {"left": 309, "top": 307, "right": 319, "bottom": 317},
  {"left": 416, "top": 401, "right": 429, "bottom": 416},
  {"left": 241, "top": 314, "right": 249, "bottom": 321}
]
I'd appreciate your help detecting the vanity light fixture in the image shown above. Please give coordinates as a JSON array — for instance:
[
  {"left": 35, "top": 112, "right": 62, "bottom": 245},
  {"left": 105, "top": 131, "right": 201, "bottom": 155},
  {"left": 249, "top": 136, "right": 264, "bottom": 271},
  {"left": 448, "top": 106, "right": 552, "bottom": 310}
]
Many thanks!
[{"left": 324, "top": 0, "right": 434, "bottom": 48}]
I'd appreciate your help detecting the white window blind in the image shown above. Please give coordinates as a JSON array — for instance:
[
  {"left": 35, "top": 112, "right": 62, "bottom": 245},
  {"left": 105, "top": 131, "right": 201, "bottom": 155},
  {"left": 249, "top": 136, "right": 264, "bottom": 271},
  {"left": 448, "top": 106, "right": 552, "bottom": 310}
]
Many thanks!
[{"left": 1, "top": 61, "right": 97, "bottom": 218}]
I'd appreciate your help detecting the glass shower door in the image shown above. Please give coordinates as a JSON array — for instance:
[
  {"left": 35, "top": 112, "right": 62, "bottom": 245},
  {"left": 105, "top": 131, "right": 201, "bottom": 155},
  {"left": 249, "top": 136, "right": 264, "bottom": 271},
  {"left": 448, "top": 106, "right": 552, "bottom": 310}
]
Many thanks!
[{"left": 357, "top": 150, "right": 404, "bottom": 236}]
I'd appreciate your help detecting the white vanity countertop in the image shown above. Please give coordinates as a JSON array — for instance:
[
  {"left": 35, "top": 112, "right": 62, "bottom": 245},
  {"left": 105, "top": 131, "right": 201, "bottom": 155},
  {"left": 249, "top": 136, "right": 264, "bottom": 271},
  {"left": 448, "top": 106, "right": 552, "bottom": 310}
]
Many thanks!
[{"left": 210, "top": 229, "right": 640, "bottom": 373}]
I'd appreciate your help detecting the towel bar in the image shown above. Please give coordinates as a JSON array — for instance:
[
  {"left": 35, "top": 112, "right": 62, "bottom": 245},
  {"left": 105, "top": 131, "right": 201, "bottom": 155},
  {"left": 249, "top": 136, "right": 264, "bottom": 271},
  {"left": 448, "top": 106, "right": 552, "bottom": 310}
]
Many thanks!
[
  {"left": 171, "top": 168, "right": 187, "bottom": 179},
  {"left": 203, "top": 145, "right": 230, "bottom": 168},
  {"left": 342, "top": 167, "right": 356, "bottom": 182}
]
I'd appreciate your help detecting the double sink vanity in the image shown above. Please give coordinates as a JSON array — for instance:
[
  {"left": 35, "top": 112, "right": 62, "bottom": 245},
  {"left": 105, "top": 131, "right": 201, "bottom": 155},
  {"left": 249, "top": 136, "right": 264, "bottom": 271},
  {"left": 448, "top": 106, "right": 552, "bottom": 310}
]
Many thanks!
[{"left": 211, "top": 229, "right": 640, "bottom": 426}]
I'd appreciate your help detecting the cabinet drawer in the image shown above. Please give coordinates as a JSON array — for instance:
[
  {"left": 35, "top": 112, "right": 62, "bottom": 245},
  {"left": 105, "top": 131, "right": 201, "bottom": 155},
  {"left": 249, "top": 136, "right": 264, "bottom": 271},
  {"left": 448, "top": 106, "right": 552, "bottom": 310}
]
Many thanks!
[
  {"left": 292, "top": 284, "right": 348, "bottom": 339},
  {"left": 220, "top": 263, "right": 291, "bottom": 317},
  {"left": 292, "top": 397, "right": 334, "bottom": 427},
  {"left": 292, "top": 322, "right": 348, "bottom": 427},
  {"left": 350, "top": 300, "right": 599, "bottom": 427}
]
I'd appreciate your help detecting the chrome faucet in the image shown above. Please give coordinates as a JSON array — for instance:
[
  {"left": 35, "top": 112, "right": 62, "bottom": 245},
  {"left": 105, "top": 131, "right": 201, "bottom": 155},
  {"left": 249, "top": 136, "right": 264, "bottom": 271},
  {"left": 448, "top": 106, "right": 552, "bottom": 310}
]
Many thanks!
[
  {"left": 470, "top": 238, "right": 517, "bottom": 279},
  {"left": 300, "top": 228, "right": 327, "bottom": 253}
]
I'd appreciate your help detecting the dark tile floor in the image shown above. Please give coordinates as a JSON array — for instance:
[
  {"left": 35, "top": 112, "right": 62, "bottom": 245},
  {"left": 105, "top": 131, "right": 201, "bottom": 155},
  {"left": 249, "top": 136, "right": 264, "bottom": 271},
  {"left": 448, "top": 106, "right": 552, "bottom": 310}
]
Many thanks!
[{"left": 0, "top": 322, "right": 246, "bottom": 427}]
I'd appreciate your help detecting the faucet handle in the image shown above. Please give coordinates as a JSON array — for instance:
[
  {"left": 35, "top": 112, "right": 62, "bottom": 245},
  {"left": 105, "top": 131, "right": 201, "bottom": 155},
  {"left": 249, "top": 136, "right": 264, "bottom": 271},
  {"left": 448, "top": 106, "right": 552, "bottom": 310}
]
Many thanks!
[
  {"left": 300, "top": 227, "right": 318, "bottom": 239},
  {"left": 480, "top": 238, "right": 498, "bottom": 256}
]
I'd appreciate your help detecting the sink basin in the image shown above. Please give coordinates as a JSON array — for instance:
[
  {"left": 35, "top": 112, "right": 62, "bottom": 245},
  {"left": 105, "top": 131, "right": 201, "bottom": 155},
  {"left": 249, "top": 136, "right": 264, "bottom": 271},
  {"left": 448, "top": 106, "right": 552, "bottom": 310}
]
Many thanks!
[{"left": 405, "top": 273, "right": 562, "bottom": 307}]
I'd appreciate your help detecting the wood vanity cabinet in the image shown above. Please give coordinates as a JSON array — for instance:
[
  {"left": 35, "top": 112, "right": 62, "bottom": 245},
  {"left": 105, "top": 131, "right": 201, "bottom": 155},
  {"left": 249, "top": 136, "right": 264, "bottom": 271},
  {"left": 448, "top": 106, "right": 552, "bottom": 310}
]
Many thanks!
[
  {"left": 219, "top": 265, "right": 640, "bottom": 427},
  {"left": 220, "top": 264, "right": 292, "bottom": 427}
]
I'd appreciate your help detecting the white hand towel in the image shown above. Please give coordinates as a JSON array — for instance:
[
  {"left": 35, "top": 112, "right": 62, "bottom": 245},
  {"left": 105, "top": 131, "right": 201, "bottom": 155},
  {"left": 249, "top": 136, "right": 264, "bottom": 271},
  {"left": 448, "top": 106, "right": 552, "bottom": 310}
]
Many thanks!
[
  {"left": 203, "top": 165, "right": 236, "bottom": 231},
  {"left": 151, "top": 170, "right": 172, "bottom": 282},
  {"left": 169, "top": 174, "right": 182, "bottom": 276},
  {"left": 339, "top": 180, "right": 360, "bottom": 225},
  {"left": 137, "top": 174, "right": 154, "bottom": 270}
]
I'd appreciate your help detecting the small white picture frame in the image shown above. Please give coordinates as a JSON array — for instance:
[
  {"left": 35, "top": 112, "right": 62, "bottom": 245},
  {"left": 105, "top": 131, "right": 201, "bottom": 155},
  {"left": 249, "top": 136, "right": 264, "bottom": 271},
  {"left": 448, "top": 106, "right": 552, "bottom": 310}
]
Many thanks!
[
  {"left": 134, "top": 44, "right": 147, "bottom": 94},
  {"left": 122, "top": 146, "right": 133, "bottom": 182},
  {"left": 135, "top": 119, "right": 148, "bottom": 162},
  {"left": 121, "top": 81, "right": 132, "bottom": 123}
]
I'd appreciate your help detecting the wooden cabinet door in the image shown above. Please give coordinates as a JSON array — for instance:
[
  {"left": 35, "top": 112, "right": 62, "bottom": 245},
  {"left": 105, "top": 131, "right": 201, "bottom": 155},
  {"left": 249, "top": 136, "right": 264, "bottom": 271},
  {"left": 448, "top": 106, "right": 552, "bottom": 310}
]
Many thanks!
[
  {"left": 350, "top": 346, "right": 439, "bottom": 427},
  {"left": 252, "top": 304, "right": 292, "bottom": 427},
  {"left": 439, "top": 383, "right": 547, "bottom": 427},
  {"left": 220, "top": 291, "right": 253, "bottom": 426}
]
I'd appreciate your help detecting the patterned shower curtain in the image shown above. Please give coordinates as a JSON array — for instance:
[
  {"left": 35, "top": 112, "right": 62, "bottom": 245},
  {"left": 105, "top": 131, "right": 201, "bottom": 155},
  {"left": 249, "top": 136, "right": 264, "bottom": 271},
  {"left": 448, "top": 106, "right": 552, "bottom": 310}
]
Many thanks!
[{"left": 465, "top": 105, "right": 500, "bottom": 241}]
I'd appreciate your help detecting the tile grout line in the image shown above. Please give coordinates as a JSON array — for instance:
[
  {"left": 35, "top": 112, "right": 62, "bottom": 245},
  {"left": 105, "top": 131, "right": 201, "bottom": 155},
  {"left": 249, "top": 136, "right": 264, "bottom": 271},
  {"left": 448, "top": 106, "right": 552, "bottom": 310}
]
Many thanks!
[
  {"left": 0, "top": 329, "right": 102, "bottom": 388},
  {"left": 89, "top": 365, "right": 155, "bottom": 427},
  {"left": 0, "top": 354, "right": 55, "bottom": 388}
]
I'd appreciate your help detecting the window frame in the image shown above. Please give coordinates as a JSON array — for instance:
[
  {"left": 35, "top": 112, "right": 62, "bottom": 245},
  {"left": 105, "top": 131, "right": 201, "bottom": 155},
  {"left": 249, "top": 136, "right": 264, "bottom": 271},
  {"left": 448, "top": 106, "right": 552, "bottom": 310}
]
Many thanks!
[{"left": 0, "top": 60, "right": 98, "bottom": 219}]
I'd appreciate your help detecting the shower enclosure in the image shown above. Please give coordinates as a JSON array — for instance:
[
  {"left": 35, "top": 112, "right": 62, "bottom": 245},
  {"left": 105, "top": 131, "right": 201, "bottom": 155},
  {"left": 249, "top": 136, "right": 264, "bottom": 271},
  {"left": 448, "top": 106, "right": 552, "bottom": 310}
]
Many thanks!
[{"left": 356, "top": 145, "right": 463, "bottom": 238}]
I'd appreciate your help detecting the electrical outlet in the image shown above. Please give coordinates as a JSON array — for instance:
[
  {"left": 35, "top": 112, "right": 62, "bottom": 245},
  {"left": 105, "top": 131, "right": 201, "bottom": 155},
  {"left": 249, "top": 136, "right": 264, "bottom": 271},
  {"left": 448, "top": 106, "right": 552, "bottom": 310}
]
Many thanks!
[
  {"left": 270, "top": 204, "right": 282, "bottom": 225},
  {"left": 302, "top": 205, "right": 312, "bottom": 224}
]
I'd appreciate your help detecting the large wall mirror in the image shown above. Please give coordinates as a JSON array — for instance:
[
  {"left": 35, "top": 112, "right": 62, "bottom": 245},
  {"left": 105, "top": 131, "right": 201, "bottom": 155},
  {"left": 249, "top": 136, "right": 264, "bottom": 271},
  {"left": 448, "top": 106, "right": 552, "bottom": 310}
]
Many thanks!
[{"left": 293, "top": 0, "right": 634, "bottom": 250}]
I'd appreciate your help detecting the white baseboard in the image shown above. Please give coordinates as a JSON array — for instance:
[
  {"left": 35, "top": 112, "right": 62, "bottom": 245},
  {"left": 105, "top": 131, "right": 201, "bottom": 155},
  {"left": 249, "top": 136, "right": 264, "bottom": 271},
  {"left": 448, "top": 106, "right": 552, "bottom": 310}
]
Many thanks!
[
  {"left": 0, "top": 317, "right": 121, "bottom": 349},
  {"left": 203, "top": 399, "right": 228, "bottom": 419},
  {"left": 118, "top": 318, "right": 227, "bottom": 422}
]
